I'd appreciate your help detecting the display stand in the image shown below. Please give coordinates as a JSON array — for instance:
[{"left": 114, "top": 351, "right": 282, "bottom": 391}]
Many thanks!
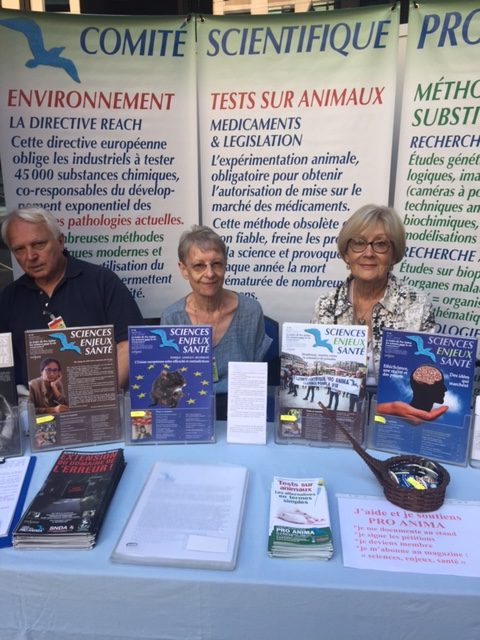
[
  {"left": 367, "top": 393, "right": 472, "bottom": 467},
  {"left": 470, "top": 395, "right": 480, "bottom": 469},
  {"left": 27, "top": 393, "right": 124, "bottom": 453},
  {"left": 368, "top": 329, "right": 476, "bottom": 467},
  {"left": 275, "top": 389, "right": 367, "bottom": 447},
  {"left": 275, "top": 322, "right": 368, "bottom": 447},
  {"left": 24, "top": 325, "right": 123, "bottom": 452},
  {"left": 124, "top": 392, "right": 216, "bottom": 445},
  {"left": 126, "top": 324, "right": 215, "bottom": 445},
  {"left": 0, "top": 333, "right": 21, "bottom": 456},
  {"left": 0, "top": 403, "right": 23, "bottom": 457}
]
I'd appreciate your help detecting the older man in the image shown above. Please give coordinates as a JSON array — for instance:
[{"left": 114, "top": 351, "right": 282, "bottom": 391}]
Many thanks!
[{"left": 0, "top": 207, "right": 143, "bottom": 389}]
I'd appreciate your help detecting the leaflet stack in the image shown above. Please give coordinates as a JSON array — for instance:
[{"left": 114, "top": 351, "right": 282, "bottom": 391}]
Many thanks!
[{"left": 268, "top": 476, "right": 333, "bottom": 560}]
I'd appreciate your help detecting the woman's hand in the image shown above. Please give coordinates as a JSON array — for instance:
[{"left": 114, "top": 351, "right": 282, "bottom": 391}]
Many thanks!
[
  {"left": 49, "top": 375, "right": 63, "bottom": 397},
  {"left": 51, "top": 403, "right": 69, "bottom": 414},
  {"left": 376, "top": 401, "right": 448, "bottom": 425}
]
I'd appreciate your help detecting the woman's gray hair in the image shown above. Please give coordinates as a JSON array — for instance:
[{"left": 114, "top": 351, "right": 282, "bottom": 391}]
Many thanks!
[
  {"left": 1, "top": 207, "right": 63, "bottom": 246},
  {"left": 337, "top": 204, "right": 406, "bottom": 264},
  {"left": 177, "top": 225, "right": 227, "bottom": 264}
]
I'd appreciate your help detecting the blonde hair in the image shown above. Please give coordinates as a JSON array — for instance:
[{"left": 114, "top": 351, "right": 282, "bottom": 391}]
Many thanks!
[{"left": 337, "top": 204, "right": 406, "bottom": 264}]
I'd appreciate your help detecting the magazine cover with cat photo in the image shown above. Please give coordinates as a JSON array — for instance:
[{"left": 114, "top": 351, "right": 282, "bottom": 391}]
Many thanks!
[{"left": 127, "top": 325, "right": 214, "bottom": 444}]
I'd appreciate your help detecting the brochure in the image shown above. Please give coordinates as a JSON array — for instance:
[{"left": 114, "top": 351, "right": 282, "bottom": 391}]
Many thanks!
[
  {"left": 13, "top": 448, "right": 125, "bottom": 549},
  {"left": 127, "top": 325, "right": 214, "bottom": 444},
  {"left": 268, "top": 476, "right": 333, "bottom": 560},
  {"left": 25, "top": 326, "right": 122, "bottom": 451},
  {"left": 0, "top": 455, "right": 36, "bottom": 548},
  {"left": 227, "top": 361, "right": 267, "bottom": 445},
  {"left": 277, "top": 323, "right": 368, "bottom": 446},
  {"left": 112, "top": 461, "right": 248, "bottom": 570},
  {"left": 0, "top": 332, "right": 17, "bottom": 407},
  {"left": 370, "top": 329, "right": 476, "bottom": 465}
]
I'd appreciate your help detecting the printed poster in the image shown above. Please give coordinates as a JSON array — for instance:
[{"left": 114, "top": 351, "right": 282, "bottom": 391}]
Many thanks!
[
  {"left": 25, "top": 325, "right": 122, "bottom": 451},
  {"left": 277, "top": 322, "right": 368, "bottom": 446},
  {"left": 371, "top": 328, "right": 476, "bottom": 465},
  {"left": 128, "top": 325, "right": 214, "bottom": 443},
  {"left": 338, "top": 493, "right": 480, "bottom": 577}
]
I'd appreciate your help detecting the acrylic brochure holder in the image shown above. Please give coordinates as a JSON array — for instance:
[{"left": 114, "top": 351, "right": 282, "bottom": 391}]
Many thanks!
[
  {"left": 276, "top": 322, "right": 369, "bottom": 448},
  {"left": 470, "top": 395, "right": 480, "bottom": 469},
  {"left": 369, "top": 328, "right": 477, "bottom": 467},
  {"left": 27, "top": 393, "right": 124, "bottom": 453},
  {"left": 275, "top": 387, "right": 368, "bottom": 448},
  {"left": 124, "top": 392, "right": 216, "bottom": 445},
  {"left": 24, "top": 325, "right": 124, "bottom": 453},
  {"left": 367, "top": 394, "right": 472, "bottom": 467},
  {"left": 126, "top": 325, "right": 216, "bottom": 445},
  {"left": 0, "top": 401, "right": 23, "bottom": 458}
]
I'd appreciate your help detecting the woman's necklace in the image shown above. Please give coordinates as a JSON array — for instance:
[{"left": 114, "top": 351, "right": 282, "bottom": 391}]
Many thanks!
[
  {"left": 354, "top": 301, "right": 376, "bottom": 325},
  {"left": 351, "top": 280, "right": 385, "bottom": 326}
]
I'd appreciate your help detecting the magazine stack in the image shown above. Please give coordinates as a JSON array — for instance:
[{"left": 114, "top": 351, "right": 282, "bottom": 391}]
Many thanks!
[
  {"left": 13, "top": 448, "right": 125, "bottom": 549},
  {"left": 268, "top": 476, "right": 333, "bottom": 560}
]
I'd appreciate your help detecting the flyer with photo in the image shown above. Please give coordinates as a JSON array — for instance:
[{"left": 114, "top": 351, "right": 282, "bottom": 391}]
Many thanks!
[
  {"left": 25, "top": 326, "right": 121, "bottom": 451},
  {"left": 128, "top": 325, "right": 214, "bottom": 444},
  {"left": 277, "top": 323, "right": 368, "bottom": 446},
  {"left": 370, "top": 329, "right": 476, "bottom": 465}
]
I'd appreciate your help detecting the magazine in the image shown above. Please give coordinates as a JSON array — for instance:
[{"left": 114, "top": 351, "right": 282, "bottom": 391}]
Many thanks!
[
  {"left": 127, "top": 325, "right": 214, "bottom": 444},
  {"left": 268, "top": 476, "right": 333, "bottom": 560},
  {"left": 112, "top": 461, "right": 248, "bottom": 570},
  {"left": 277, "top": 323, "right": 368, "bottom": 446},
  {"left": 25, "top": 326, "right": 122, "bottom": 451},
  {"left": 13, "top": 448, "right": 125, "bottom": 549},
  {"left": 370, "top": 329, "right": 477, "bottom": 465}
]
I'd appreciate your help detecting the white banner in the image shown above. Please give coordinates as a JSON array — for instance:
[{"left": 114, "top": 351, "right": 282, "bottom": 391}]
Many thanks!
[
  {"left": 393, "top": 1, "right": 480, "bottom": 359},
  {"left": 0, "top": 10, "right": 198, "bottom": 318},
  {"left": 197, "top": 7, "right": 400, "bottom": 325}
]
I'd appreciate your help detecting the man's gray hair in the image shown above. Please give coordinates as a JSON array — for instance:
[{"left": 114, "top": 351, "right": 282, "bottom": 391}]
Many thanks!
[{"left": 1, "top": 207, "right": 63, "bottom": 247}]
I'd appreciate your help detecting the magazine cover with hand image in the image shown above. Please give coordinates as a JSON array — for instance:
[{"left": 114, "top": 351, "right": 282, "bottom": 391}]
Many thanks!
[{"left": 370, "top": 329, "right": 476, "bottom": 465}]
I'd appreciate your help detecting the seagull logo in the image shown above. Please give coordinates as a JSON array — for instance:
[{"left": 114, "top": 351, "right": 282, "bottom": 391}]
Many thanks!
[
  {"left": 406, "top": 335, "right": 436, "bottom": 362},
  {"left": 304, "top": 328, "right": 334, "bottom": 352},
  {"left": 0, "top": 17, "right": 80, "bottom": 83},
  {"left": 149, "top": 329, "right": 180, "bottom": 352},
  {"left": 49, "top": 332, "right": 82, "bottom": 354}
]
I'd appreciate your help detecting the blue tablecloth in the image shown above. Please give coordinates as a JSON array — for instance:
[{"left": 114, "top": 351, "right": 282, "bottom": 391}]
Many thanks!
[{"left": 1, "top": 421, "right": 479, "bottom": 640}]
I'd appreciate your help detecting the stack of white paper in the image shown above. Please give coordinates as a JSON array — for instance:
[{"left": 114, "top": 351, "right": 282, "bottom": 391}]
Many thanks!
[{"left": 112, "top": 461, "right": 249, "bottom": 571}]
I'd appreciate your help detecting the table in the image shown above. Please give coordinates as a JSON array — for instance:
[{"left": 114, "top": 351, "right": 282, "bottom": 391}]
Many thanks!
[{"left": 1, "top": 421, "right": 480, "bottom": 640}]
